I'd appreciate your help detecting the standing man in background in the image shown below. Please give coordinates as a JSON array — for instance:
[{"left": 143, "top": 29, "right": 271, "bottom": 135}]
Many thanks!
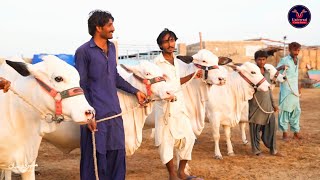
[
  {"left": 249, "top": 50, "right": 282, "bottom": 156},
  {"left": 277, "top": 42, "right": 302, "bottom": 141},
  {"left": 75, "top": 10, "right": 146, "bottom": 180}
]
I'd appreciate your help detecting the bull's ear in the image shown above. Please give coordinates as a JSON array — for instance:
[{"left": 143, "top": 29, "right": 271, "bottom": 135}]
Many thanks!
[
  {"left": 226, "top": 64, "right": 240, "bottom": 71},
  {"left": 177, "top": 56, "right": 194, "bottom": 64},
  {"left": 218, "top": 57, "right": 232, "bottom": 65},
  {"left": 5, "top": 60, "right": 31, "bottom": 76}
]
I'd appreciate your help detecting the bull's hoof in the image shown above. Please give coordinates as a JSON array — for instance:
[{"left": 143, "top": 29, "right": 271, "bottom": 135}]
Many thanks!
[
  {"left": 214, "top": 155, "right": 223, "bottom": 160},
  {"left": 228, "top": 152, "right": 235, "bottom": 156},
  {"left": 243, "top": 140, "right": 249, "bottom": 145}
]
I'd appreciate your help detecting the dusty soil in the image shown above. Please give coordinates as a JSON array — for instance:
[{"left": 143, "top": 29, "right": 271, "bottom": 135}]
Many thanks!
[{"left": 13, "top": 87, "right": 320, "bottom": 180}]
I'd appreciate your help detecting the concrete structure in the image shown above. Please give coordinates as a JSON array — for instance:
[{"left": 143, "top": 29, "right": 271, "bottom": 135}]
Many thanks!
[{"left": 179, "top": 41, "right": 266, "bottom": 63}]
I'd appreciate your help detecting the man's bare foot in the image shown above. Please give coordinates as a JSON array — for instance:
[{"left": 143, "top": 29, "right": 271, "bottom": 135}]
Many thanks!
[
  {"left": 169, "top": 174, "right": 182, "bottom": 180},
  {"left": 272, "top": 152, "right": 284, "bottom": 157},
  {"left": 293, "top": 132, "right": 303, "bottom": 140},
  {"left": 282, "top": 132, "right": 289, "bottom": 141}
]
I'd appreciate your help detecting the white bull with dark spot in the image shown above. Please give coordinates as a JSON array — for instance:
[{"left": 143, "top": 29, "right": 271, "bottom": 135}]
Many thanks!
[{"left": 0, "top": 55, "right": 94, "bottom": 180}]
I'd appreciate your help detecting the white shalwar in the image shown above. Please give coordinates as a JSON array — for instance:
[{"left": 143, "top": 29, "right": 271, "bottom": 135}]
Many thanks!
[{"left": 153, "top": 53, "right": 196, "bottom": 164}]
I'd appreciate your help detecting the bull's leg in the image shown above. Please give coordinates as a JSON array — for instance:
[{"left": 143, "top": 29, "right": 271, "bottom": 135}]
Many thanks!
[
  {"left": 239, "top": 122, "right": 249, "bottom": 145},
  {"left": 149, "top": 128, "right": 155, "bottom": 139},
  {"left": 210, "top": 120, "right": 223, "bottom": 159},
  {"left": 4, "top": 170, "right": 11, "bottom": 180},
  {"left": 21, "top": 164, "right": 36, "bottom": 180},
  {"left": 223, "top": 125, "right": 235, "bottom": 156}
]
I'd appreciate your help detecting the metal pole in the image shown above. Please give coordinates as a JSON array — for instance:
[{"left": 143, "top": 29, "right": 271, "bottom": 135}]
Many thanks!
[
  {"left": 283, "top": 36, "right": 287, "bottom": 57},
  {"left": 199, "top": 32, "right": 203, "bottom": 50}
]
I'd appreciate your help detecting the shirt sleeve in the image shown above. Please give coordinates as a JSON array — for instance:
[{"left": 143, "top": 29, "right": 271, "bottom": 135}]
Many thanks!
[
  {"left": 276, "top": 57, "right": 286, "bottom": 73},
  {"left": 75, "top": 48, "right": 90, "bottom": 101},
  {"left": 115, "top": 69, "right": 139, "bottom": 95}
]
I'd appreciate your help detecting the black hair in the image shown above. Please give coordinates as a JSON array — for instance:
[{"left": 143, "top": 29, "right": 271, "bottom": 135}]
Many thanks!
[
  {"left": 254, "top": 50, "right": 269, "bottom": 60},
  {"left": 156, "top": 28, "right": 178, "bottom": 50},
  {"left": 288, "top": 42, "right": 301, "bottom": 50},
  {"left": 88, "top": 10, "right": 114, "bottom": 36}
]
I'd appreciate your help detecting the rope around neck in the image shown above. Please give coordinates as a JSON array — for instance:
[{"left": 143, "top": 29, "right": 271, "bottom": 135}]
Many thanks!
[
  {"left": 9, "top": 87, "right": 46, "bottom": 116},
  {"left": 253, "top": 94, "right": 274, "bottom": 114}
]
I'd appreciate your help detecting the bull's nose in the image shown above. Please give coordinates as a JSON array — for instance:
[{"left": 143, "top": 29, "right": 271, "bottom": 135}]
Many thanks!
[
  {"left": 218, "top": 77, "right": 225, "bottom": 81},
  {"left": 85, "top": 110, "right": 95, "bottom": 119},
  {"left": 166, "top": 91, "right": 174, "bottom": 96}
]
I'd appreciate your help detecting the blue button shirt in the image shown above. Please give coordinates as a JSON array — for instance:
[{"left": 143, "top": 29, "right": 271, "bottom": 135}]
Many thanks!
[{"left": 75, "top": 38, "right": 138, "bottom": 152}]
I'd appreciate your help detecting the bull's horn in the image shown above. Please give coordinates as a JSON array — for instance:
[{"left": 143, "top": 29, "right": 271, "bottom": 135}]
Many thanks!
[
  {"left": 218, "top": 57, "right": 232, "bottom": 65},
  {"left": 226, "top": 64, "right": 238, "bottom": 70},
  {"left": 177, "top": 56, "right": 193, "bottom": 64},
  {"left": 120, "top": 64, "right": 131, "bottom": 73}
]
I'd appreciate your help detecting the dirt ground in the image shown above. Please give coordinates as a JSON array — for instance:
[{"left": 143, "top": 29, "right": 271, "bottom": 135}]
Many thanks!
[{"left": 12, "top": 87, "right": 320, "bottom": 180}]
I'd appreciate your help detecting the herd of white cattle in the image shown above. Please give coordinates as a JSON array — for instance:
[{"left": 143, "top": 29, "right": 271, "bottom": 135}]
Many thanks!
[{"left": 0, "top": 49, "right": 286, "bottom": 180}]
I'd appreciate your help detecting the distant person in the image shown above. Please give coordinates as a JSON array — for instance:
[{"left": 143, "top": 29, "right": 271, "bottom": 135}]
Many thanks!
[
  {"left": 75, "top": 10, "right": 146, "bottom": 180},
  {"left": 0, "top": 77, "right": 10, "bottom": 93},
  {"left": 277, "top": 42, "right": 302, "bottom": 140},
  {"left": 249, "top": 50, "right": 282, "bottom": 156},
  {"left": 152, "top": 28, "right": 203, "bottom": 180}
]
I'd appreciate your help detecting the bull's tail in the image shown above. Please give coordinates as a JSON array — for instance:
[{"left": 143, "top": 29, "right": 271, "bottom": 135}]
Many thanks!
[{"left": 0, "top": 170, "right": 4, "bottom": 180}]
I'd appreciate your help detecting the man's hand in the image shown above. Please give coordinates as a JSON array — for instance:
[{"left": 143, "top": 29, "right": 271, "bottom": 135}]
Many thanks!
[
  {"left": 277, "top": 65, "right": 288, "bottom": 71},
  {"left": 0, "top": 77, "right": 11, "bottom": 93},
  {"left": 299, "top": 88, "right": 302, "bottom": 96},
  {"left": 136, "top": 91, "right": 147, "bottom": 105},
  {"left": 273, "top": 106, "right": 279, "bottom": 112},
  {"left": 87, "top": 119, "right": 97, "bottom": 132}
]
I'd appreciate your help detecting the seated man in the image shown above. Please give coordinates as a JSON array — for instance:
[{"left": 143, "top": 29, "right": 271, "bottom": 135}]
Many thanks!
[{"left": 0, "top": 77, "right": 10, "bottom": 93}]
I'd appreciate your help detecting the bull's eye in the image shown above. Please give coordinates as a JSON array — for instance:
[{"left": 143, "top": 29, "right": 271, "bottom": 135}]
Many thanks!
[
  {"left": 202, "top": 60, "right": 206, "bottom": 63},
  {"left": 145, "top": 72, "right": 151, "bottom": 76},
  {"left": 251, "top": 71, "right": 256, "bottom": 74},
  {"left": 55, "top": 76, "right": 64, "bottom": 82}
]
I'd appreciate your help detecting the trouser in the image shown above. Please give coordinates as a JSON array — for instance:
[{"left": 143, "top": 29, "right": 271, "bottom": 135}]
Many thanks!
[
  {"left": 80, "top": 139, "right": 126, "bottom": 180},
  {"left": 158, "top": 126, "right": 195, "bottom": 164},
  {"left": 249, "top": 115, "right": 277, "bottom": 155},
  {"left": 278, "top": 106, "right": 301, "bottom": 132}
]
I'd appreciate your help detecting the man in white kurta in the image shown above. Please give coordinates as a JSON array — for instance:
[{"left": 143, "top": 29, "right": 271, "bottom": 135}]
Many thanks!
[{"left": 152, "top": 28, "right": 200, "bottom": 180}]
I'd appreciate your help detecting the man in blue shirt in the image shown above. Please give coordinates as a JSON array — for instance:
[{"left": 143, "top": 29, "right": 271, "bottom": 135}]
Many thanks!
[
  {"left": 0, "top": 77, "right": 10, "bottom": 93},
  {"left": 75, "top": 10, "right": 146, "bottom": 180},
  {"left": 277, "top": 42, "right": 302, "bottom": 141}
]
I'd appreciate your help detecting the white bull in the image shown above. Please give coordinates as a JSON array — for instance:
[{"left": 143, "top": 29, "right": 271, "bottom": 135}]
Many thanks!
[
  {"left": 206, "top": 62, "right": 271, "bottom": 159},
  {"left": 0, "top": 55, "right": 94, "bottom": 180},
  {"left": 43, "top": 61, "right": 176, "bottom": 156}
]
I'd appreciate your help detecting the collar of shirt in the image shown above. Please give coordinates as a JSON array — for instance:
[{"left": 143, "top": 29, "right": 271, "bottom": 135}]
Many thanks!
[
  {"left": 155, "top": 53, "right": 178, "bottom": 67},
  {"left": 89, "top": 38, "right": 112, "bottom": 50}
]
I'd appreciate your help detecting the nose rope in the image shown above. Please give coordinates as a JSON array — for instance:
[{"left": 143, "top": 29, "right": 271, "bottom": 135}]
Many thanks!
[{"left": 282, "top": 69, "right": 301, "bottom": 97}]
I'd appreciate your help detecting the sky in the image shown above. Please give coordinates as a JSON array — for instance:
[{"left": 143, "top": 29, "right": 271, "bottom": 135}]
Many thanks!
[{"left": 0, "top": 0, "right": 319, "bottom": 58}]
